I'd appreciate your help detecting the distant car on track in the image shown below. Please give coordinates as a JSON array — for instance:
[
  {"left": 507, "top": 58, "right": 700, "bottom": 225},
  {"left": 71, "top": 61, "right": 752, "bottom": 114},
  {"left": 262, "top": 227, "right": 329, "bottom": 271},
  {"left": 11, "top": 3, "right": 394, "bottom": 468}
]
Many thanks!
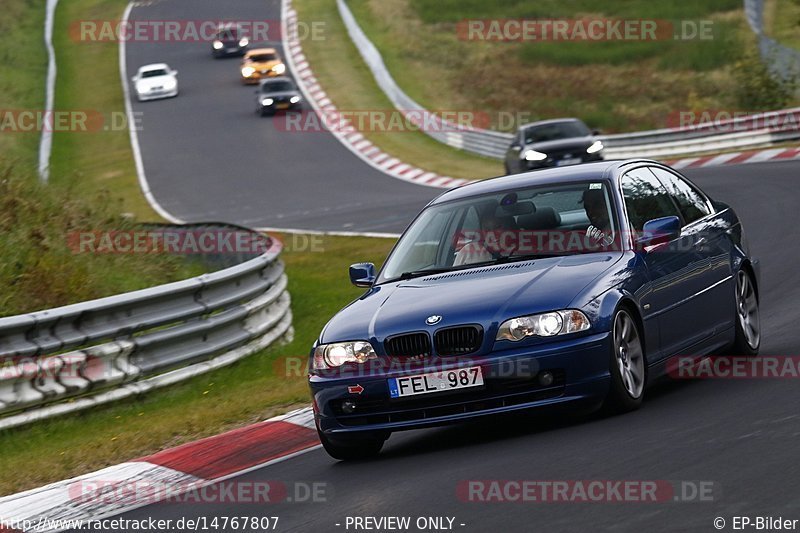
[
  {"left": 504, "top": 118, "right": 604, "bottom": 174},
  {"left": 132, "top": 63, "right": 179, "bottom": 102},
  {"left": 240, "top": 48, "right": 286, "bottom": 84},
  {"left": 255, "top": 77, "right": 302, "bottom": 116},
  {"left": 309, "top": 159, "right": 761, "bottom": 460},
  {"left": 211, "top": 24, "right": 249, "bottom": 58}
]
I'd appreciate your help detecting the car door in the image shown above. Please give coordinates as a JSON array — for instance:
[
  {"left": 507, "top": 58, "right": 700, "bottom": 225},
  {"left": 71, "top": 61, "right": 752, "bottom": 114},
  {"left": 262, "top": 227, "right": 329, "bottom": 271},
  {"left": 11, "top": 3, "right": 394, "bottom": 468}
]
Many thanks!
[
  {"left": 620, "top": 167, "right": 715, "bottom": 360},
  {"left": 648, "top": 166, "right": 734, "bottom": 334}
]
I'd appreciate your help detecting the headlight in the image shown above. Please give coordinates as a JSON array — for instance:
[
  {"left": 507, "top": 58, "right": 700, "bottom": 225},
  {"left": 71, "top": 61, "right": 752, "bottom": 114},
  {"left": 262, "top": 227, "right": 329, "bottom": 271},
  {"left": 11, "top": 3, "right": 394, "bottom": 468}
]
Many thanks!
[
  {"left": 523, "top": 149, "right": 547, "bottom": 161},
  {"left": 586, "top": 140, "right": 604, "bottom": 154},
  {"left": 272, "top": 63, "right": 286, "bottom": 74},
  {"left": 135, "top": 82, "right": 146, "bottom": 93},
  {"left": 496, "top": 310, "right": 590, "bottom": 341},
  {"left": 261, "top": 98, "right": 274, "bottom": 106},
  {"left": 212, "top": 40, "right": 223, "bottom": 50},
  {"left": 313, "top": 341, "right": 377, "bottom": 370},
  {"left": 239, "top": 38, "right": 249, "bottom": 47},
  {"left": 290, "top": 95, "right": 301, "bottom": 104},
  {"left": 163, "top": 78, "right": 177, "bottom": 90},
  {"left": 241, "top": 66, "right": 256, "bottom": 77}
]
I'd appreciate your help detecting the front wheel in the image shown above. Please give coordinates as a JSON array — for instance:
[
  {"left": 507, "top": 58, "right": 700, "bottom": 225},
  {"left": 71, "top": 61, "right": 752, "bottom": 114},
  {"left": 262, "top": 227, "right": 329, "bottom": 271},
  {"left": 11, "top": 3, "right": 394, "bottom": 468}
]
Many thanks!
[
  {"left": 604, "top": 308, "right": 645, "bottom": 413},
  {"left": 731, "top": 269, "right": 760, "bottom": 355},
  {"left": 318, "top": 430, "right": 387, "bottom": 461}
]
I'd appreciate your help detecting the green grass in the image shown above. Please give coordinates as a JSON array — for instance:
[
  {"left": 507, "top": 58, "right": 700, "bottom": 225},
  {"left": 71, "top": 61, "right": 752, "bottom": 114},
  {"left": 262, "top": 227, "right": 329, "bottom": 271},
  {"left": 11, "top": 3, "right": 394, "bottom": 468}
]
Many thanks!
[
  {"left": 0, "top": 168, "right": 209, "bottom": 316},
  {"left": 342, "top": 0, "right": 769, "bottom": 132},
  {"left": 0, "top": 234, "right": 396, "bottom": 495},
  {"left": 48, "top": 0, "right": 158, "bottom": 220},
  {"left": 0, "top": 0, "right": 47, "bottom": 167},
  {"left": 766, "top": 0, "right": 800, "bottom": 49},
  {"left": 293, "top": 0, "right": 503, "bottom": 179}
]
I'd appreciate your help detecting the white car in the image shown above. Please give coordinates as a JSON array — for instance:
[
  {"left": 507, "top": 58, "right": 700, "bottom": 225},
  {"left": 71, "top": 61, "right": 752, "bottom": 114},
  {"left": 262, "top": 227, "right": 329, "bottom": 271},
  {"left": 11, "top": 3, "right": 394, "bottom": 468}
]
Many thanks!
[{"left": 132, "top": 63, "right": 179, "bottom": 102}]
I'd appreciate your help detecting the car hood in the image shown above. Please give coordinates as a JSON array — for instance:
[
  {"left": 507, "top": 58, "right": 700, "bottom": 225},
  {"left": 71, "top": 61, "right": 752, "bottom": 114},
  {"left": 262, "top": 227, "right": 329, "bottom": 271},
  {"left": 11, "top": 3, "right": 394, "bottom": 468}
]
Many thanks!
[
  {"left": 260, "top": 90, "right": 299, "bottom": 99},
  {"left": 136, "top": 76, "right": 174, "bottom": 91},
  {"left": 320, "top": 253, "right": 622, "bottom": 345},
  {"left": 525, "top": 136, "right": 594, "bottom": 153}
]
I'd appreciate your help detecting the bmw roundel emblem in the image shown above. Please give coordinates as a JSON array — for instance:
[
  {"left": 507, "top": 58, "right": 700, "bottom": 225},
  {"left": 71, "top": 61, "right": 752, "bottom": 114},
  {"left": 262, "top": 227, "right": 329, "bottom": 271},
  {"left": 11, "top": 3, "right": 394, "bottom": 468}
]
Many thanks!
[{"left": 426, "top": 315, "right": 442, "bottom": 325}]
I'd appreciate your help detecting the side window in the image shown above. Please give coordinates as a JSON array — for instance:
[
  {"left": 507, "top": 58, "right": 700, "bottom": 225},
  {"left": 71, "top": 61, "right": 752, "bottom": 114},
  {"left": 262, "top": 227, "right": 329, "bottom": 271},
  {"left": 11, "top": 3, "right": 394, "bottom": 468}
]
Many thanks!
[
  {"left": 649, "top": 167, "right": 711, "bottom": 225},
  {"left": 620, "top": 168, "right": 680, "bottom": 232}
]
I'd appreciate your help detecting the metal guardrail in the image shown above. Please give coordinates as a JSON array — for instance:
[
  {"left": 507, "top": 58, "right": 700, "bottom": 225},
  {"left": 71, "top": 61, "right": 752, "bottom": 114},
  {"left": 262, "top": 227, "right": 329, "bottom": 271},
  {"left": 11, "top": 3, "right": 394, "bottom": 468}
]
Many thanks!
[
  {"left": 338, "top": 0, "right": 800, "bottom": 161},
  {"left": 0, "top": 225, "right": 292, "bottom": 430}
]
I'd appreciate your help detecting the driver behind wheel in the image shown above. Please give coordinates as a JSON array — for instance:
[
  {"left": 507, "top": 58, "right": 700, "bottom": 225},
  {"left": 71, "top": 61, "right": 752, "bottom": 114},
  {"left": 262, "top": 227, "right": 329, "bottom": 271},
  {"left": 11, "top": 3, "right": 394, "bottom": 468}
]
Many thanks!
[{"left": 453, "top": 210, "right": 517, "bottom": 266}]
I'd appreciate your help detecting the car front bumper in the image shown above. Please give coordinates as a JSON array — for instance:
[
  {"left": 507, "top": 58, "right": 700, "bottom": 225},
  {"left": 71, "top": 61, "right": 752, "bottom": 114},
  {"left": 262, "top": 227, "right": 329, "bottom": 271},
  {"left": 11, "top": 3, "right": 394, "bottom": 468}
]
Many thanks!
[
  {"left": 136, "top": 88, "right": 178, "bottom": 101},
  {"left": 310, "top": 331, "right": 612, "bottom": 436}
]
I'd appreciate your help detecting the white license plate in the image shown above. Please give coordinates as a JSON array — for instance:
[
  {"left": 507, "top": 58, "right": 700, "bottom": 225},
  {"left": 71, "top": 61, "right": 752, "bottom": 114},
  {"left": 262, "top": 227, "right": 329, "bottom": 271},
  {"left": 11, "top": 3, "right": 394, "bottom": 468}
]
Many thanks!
[
  {"left": 557, "top": 157, "right": 582, "bottom": 166},
  {"left": 388, "top": 366, "right": 484, "bottom": 398}
]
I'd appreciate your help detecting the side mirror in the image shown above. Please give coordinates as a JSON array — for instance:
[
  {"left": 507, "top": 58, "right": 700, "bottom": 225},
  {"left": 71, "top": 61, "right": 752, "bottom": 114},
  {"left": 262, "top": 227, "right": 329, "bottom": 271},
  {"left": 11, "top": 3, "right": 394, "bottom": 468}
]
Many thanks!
[
  {"left": 638, "top": 216, "right": 681, "bottom": 249},
  {"left": 172, "top": 70, "right": 179, "bottom": 76},
  {"left": 349, "top": 262, "right": 376, "bottom": 288},
  {"left": 131, "top": 76, "right": 139, "bottom": 82},
  {"left": 592, "top": 129, "right": 602, "bottom": 136}
]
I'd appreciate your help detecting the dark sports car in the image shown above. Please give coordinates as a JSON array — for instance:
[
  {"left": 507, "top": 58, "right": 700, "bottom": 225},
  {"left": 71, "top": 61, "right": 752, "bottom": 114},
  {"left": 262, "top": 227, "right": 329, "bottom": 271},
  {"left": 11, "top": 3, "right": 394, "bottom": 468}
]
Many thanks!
[
  {"left": 504, "top": 118, "right": 604, "bottom": 174},
  {"left": 211, "top": 25, "right": 249, "bottom": 58},
  {"left": 308, "top": 159, "right": 760, "bottom": 460},
  {"left": 254, "top": 77, "right": 302, "bottom": 116}
]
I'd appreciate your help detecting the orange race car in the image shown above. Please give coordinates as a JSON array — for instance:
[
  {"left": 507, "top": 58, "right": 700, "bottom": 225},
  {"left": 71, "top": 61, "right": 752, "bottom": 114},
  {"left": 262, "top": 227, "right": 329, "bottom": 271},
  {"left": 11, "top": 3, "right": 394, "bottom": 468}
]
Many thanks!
[{"left": 240, "top": 48, "right": 286, "bottom": 84}]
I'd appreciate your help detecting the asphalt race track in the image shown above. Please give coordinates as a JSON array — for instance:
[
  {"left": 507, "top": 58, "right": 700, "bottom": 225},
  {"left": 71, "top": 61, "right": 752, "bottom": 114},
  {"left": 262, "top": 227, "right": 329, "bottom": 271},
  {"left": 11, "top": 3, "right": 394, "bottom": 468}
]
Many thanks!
[
  {"left": 119, "top": 1, "right": 800, "bottom": 531},
  {"left": 126, "top": 0, "right": 438, "bottom": 233}
]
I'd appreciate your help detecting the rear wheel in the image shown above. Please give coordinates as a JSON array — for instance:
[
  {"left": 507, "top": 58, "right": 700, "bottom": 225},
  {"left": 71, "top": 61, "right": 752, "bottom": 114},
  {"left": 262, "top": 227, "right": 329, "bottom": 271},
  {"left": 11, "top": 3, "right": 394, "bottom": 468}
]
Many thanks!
[
  {"left": 318, "top": 430, "right": 387, "bottom": 461},
  {"left": 604, "top": 308, "right": 645, "bottom": 413},
  {"left": 732, "top": 269, "right": 760, "bottom": 355}
]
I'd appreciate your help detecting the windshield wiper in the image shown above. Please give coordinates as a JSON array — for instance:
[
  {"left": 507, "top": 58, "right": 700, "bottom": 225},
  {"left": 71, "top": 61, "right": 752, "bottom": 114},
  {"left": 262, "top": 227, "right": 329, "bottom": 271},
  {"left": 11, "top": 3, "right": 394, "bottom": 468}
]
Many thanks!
[{"left": 393, "top": 268, "right": 454, "bottom": 281}]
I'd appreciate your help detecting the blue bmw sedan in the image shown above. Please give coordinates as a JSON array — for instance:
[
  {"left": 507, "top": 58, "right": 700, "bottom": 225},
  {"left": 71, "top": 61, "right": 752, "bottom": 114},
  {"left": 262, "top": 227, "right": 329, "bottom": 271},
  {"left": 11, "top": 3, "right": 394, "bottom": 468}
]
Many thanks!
[{"left": 309, "top": 159, "right": 761, "bottom": 460}]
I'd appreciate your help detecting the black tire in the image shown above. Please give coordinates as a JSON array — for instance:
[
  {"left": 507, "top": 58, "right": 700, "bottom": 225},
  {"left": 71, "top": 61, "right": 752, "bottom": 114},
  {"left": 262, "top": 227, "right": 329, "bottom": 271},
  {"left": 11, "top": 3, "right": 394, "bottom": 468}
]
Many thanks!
[
  {"left": 603, "top": 308, "right": 646, "bottom": 413},
  {"left": 731, "top": 269, "right": 760, "bottom": 356},
  {"left": 318, "top": 430, "right": 387, "bottom": 461}
]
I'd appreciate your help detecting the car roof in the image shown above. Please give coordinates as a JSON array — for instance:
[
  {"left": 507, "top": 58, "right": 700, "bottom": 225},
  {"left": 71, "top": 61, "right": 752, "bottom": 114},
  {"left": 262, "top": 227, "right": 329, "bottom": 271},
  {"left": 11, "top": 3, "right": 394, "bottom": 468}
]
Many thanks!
[
  {"left": 428, "top": 159, "right": 663, "bottom": 205},
  {"left": 517, "top": 117, "right": 587, "bottom": 130},
  {"left": 138, "top": 63, "right": 170, "bottom": 72},
  {"left": 246, "top": 48, "right": 278, "bottom": 56}
]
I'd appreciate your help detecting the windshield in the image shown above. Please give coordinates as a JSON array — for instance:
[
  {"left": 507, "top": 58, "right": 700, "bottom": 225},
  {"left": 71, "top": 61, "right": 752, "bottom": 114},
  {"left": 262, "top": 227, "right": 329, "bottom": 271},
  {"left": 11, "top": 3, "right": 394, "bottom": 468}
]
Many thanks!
[
  {"left": 524, "top": 121, "right": 591, "bottom": 144},
  {"left": 262, "top": 81, "right": 295, "bottom": 93},
  {"left": 248, "top": 53, "right": 277, "bottom": 62},
  {"left": 217, "top": 29, "right": 242, "bottom": 41},
  {"left": 141, "top": 69, "right": 169, "bottom": 78},
  {"left": 377, "top": 180, "right": 619, "bottom": 284}
]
